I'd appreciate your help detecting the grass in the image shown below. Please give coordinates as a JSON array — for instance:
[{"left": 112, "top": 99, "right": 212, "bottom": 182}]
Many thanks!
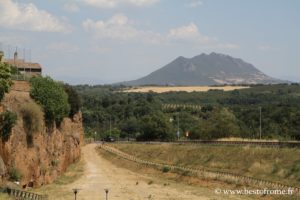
[
  {"left": 111, "top": 143, "right": 300, "bottom": 187},
  {"left": 31, "top": 159, "right": 84, "bottom": 200},
  {"left": 0, "top": 193, "right": 15, "bottom": 200},
  {"left": 53, "top": 160, "right": 84, "bottom": 185}
]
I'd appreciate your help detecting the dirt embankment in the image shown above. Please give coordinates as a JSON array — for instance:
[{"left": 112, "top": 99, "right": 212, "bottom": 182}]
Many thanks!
[{"left": 0, "top": 81, "right": 84, "bottom": 187}]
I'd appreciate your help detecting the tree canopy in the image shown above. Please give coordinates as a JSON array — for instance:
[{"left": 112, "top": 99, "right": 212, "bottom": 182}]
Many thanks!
[{"left": 30, "top": 76, "right": 70, "bottom": 126}]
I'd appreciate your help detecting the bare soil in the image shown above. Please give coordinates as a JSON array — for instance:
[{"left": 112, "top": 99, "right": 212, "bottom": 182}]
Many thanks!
[{"left": 56, "top": 144, "right": 253, "bottom": 200}]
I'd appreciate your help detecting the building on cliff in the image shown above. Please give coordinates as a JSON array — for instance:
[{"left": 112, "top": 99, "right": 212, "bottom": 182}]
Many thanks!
[{"left": 4, "top": 50, "right": 42, "bottom": 76}]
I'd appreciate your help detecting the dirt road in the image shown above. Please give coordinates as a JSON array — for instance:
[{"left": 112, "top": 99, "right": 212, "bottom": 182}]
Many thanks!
[
  {"left": 67, "top": 144, "right": 204, "bottom": 200},
  {"left": 64, "top": 144, "right": 251, "bottom": 200}
]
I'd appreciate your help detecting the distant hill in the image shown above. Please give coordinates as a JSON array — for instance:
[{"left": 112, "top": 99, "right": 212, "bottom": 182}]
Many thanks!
[{"left": 119, "top": 52, "right": 285, "bottom": 86}]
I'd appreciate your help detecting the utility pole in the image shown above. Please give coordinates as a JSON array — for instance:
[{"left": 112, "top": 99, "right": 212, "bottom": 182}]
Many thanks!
[
  {"left": 177, "top": 112, "right": 180, "bottom": 141},
  {"left": 259, "top": 107, "right": 262, "bottom": 140},
  {"left": 109, "top": 116, "right": 112, "bottom": 137}
]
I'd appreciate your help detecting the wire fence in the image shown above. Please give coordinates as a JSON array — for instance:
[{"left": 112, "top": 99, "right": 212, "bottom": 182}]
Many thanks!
[
  {"left": 100, "top": 144, "right": 300, "bottom": 196},
  {"left": 1, "top": 187, "right": 48, "bottom": 200}
]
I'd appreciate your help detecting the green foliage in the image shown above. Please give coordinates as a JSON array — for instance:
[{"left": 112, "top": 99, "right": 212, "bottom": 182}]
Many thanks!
[
  {"left": 162, "top": 166, "right": 170, "bottom": 173},
  {"left": 138, "top": 112, "right": 174, "bottom": 141},
  {"left": 76, "top": 84, "right": 300, "bottom": 141},
  {"left": 102, "top": 128, "right": 121, "bottom": 139},
  {"left": 190, "top": 107, "right": 241, "bottom": 140},
  {"left": 20, "top": 102, "right": 44, "bottom": 145},
  {"left": 0, "top": 111, "right": 17, "bottom": 141},
  {"left": 0, "top": 62, "right": 12, "bottom": 101},
  {"left": 9, "top": 167, "right": 22, "bottom": 181},
  {"left": 63, "top": 84, "right": 82, "bottom": 118},
  {"left": 20, "top": 102, "right": 44, "bottom": 134},
  {"left": 30, "top": 76, "right": 70, "bottom": 126},
  {"left": 10, "top": 66, "right": 20, "bottom": 75}
]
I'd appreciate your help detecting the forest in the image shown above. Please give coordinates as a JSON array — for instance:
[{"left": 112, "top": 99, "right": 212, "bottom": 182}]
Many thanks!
[{"left": 74, "top": 84, "right": 300, "bottom": 141}]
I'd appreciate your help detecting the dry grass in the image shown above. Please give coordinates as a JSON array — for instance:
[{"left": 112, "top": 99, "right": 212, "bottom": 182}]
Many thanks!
[
  {"left": 30, "top": 159, "right": 84, "bottom": 200},
  {"left": 123, "top": 86, "right": 249, "bottom": 93},
  {"left": 0, "top": 193, "right": 15, "bottom": 200},
  {"left": 111, "top": 143, "right": 300, "bottom": 187}
]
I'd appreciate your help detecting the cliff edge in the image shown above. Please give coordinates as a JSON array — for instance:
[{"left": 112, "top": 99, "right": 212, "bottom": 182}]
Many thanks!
[{"left": 0, "top": 81, "right": 84, "bottom": 187}]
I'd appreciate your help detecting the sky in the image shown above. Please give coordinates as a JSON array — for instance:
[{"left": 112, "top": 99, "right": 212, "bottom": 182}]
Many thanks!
[{"left": 0, "top": 0, "right": 299, "bottom": 84}]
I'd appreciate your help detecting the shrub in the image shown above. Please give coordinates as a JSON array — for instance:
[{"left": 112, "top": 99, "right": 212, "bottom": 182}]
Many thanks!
[
  {"left": 0, "top": 111, "right": 17, "bottom": 141},
  {"left": 162, "top": 166, "right": 170, "bottom": 173},
  {"left": 9, "top": 167, "right": 22, "bottom": 181},
  {"left": 20, "top": 102, "right": 44, "bottom": 133},
  {"left": 0, "top": 62, "right": 12, "bottom": 101},
  {"left": 20, "top": 102, "right": 44, "bottom": 145},
  {"left": 30, "top": 76, "right": 70, "bottom": 126},
  {"left": 63, "top": 84, "right": 82, "bottom": 118}
]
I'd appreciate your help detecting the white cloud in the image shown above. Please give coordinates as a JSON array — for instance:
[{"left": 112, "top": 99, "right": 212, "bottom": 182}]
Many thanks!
[
  {"left": 82, "top": 14, "right": 163, "bottom": 44},
  {"left": 64, "top": 2, "right": 80, "bottom": 13},
  {"left": 83, "top": 14, "right": 238, "bottom": 49},
  {"left": 216, "top": 43, "right": 240, "bottom": 50},
  {"left": 83, "top": 14, "right": 139, "bottom": 40},
  {"left": 186, "top": 0, "right": 203, "bottom": 8},
  {"left": 167, "top": 23, "right": 216, "bottom": 44},
  {"left": 258, "top": 45, "right": 276, "bottom": 51},
  {"left": 46, "top": 42, "right": 79, "bottom": 53},
  {"left": 81, "top": 0, "right": 159, "bottom": 8},
  {"left": 0, "top": 0, "right": 71, "bottom": 33}
]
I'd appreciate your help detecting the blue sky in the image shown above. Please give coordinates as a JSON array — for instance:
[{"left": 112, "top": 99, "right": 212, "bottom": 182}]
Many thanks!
[{"left": 0, "top": 0, "right": 299, "bottom": 84}]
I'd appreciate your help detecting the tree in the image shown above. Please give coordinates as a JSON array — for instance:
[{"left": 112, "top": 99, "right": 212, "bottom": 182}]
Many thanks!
[
  {"left": 0, "top": 111, "right": 17, "bottom": 142},
  {"left": 138, "top": 112, "right": 174, "bottom": 141},
  {"left": 30, "top": 76, "right": 70, "bottom": 126},
  {"left": 63, "top": 84, "right": 82, "bottom": 118},
  {"left": 120, "top": 117, "right": 140, "bottom": 139},
  {"left": 190, "top": 107, "right": 241, "bottom": 140},
  {"left": 0, "top": 62, "right": 12, "bottom": 101}
]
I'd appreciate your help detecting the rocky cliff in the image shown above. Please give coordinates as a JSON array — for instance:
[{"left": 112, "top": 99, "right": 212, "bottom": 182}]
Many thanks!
[{"left": 0, "top": 81, "right": 84, "bottom": 187}]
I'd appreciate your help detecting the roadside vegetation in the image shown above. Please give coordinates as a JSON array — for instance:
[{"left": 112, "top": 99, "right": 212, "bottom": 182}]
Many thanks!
[
  {"left": 33, "top": 159, "right": 84, "bottom": 199},
  {"left": 30, "top": 76, "right": 70, "bottom": 127},
  {"left": 76, "top": 84, "right": 300, "bottom": 141},
  {"left": 0, "top": 63, "right": 17, "bottom": 142},
  {"left": 111, "top": 143, "right": 300, "bottom": 187}
]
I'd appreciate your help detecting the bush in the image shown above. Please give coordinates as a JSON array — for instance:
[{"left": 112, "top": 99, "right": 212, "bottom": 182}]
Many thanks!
[
  {"left": 9, "top": 167, "right": 22, "bottom": 181},
  {"left": 0, "top": 62, "right": 12, "bottom": 101},
  {"left": 20, "top": 102, "right": 44, "bottom": 133},
  {"left": 0, "top": 111, "right": 17, "bottom": 141},
  {"left": 20, "top": 102, "right": 44, "bottom": 145},
  {"left": 162, "top": 166, "right": 170, "bottom": 173},
  {"left": 63, "top": 84, "right": 82, "bottom": 118},
  {"left": 30, "top": 76, "right": 70, "bottom": 126}
]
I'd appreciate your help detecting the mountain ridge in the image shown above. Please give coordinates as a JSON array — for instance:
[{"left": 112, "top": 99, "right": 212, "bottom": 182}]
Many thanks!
[{"left": 118, "top": 52, "right": 285, "bottom": 86}]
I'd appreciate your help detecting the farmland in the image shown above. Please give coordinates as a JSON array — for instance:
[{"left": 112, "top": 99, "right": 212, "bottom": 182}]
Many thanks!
[{"left": 123, "top": 85, "right": 249, "bottom": 93}]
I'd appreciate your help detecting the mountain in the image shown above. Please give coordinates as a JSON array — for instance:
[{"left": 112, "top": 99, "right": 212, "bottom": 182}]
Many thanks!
[{"left": 120, "top": 52, "right": 284, "bottom": 86}]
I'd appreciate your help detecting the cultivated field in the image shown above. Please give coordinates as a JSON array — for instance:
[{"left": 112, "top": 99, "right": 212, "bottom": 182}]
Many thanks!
[{"left": 123, "top": 86, "right": 249, "bottom": 93}]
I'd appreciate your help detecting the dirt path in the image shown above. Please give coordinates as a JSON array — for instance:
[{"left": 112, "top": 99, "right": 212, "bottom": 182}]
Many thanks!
[
  {"left": 67, "top": 144, "right": 204, "bottom": 200},
  {"left": 65, "top": 144, "right": 251, "bottom": 200}
]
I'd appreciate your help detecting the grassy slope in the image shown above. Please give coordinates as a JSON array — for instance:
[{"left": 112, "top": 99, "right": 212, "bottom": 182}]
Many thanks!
[
  {"left": 0, "top": 193, "right": 14, "bottom": 200},
  {"left": 30, "top": 159, "right": 84, "bottom": 200},
  {"left": 112, "top": 143, "right": 300, "bottom": 187}
]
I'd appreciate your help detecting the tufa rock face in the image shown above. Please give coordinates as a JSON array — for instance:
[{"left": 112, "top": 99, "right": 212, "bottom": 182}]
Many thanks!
[{"left": 0, "top": 82, "right": 84, "bottom": 187}]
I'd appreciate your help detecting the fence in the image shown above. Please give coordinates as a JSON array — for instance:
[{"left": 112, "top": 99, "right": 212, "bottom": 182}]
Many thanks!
[
  {"left": 115, "top": 140, "right": 300, "bottom": 148},
  {"left": 2, "top": 188, "right": 48, "bottom": 200},
  {"left": 100, "top": 144, "right": 300, "bottom": 196}
]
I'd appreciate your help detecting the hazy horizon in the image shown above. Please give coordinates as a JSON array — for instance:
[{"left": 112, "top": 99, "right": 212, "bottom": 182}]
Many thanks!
[{"left": 0, "top": 0, "right": 299, "bottom": 85}]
